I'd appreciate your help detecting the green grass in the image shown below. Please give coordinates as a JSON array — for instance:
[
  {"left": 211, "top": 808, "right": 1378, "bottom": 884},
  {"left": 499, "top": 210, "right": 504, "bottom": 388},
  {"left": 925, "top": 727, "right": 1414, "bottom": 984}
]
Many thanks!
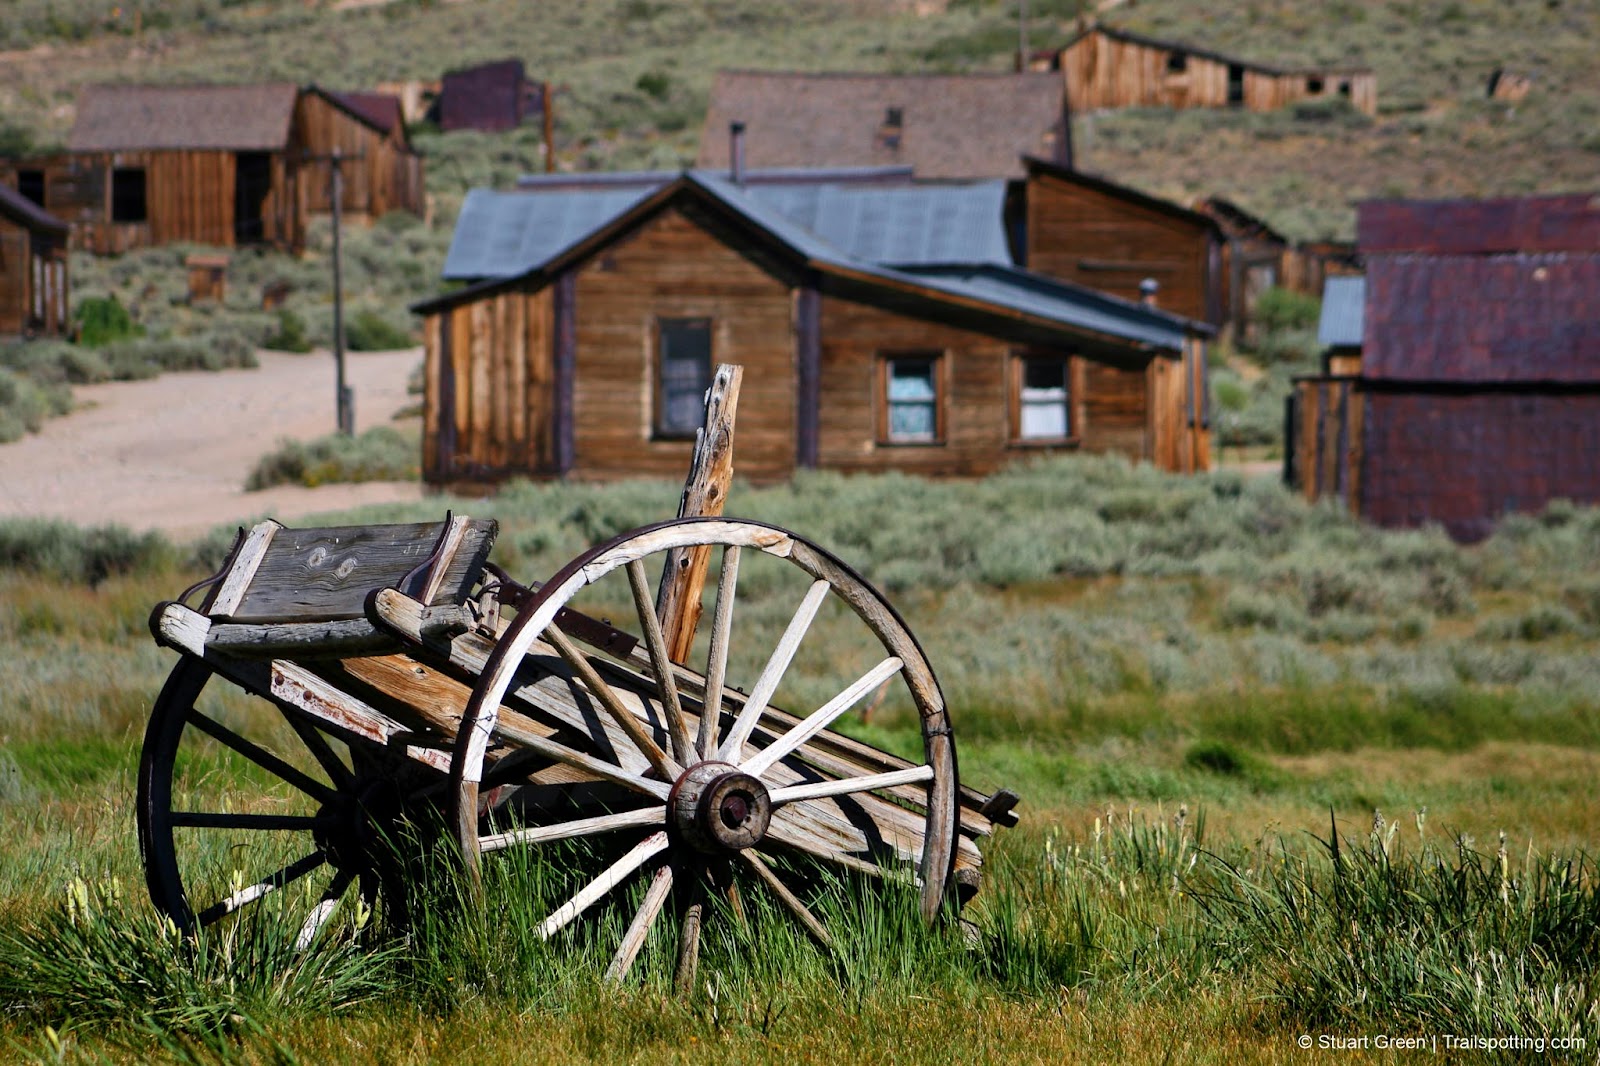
[
  {"left": 3, "top": 457, "right": 1600, "bottom": 1060},
  {"left": 245, "top": 424, "right": 422, "bottom": 490}
]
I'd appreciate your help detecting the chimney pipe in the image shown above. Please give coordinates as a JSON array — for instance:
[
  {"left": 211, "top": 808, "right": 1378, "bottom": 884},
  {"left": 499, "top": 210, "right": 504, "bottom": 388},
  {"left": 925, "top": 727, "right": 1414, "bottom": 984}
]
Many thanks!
[
  {"left": 729, "top": 121, "right": 746, "bottom": 185},
  {"left": 1139, "top": 278, "right": 1159, "bottom": 307}
]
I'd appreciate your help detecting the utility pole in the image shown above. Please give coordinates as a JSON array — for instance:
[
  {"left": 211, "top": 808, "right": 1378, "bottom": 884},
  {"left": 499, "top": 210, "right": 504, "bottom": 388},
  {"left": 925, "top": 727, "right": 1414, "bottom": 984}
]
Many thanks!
[{"left": 330, "top": 148, "right": 353, "bottom": 436}]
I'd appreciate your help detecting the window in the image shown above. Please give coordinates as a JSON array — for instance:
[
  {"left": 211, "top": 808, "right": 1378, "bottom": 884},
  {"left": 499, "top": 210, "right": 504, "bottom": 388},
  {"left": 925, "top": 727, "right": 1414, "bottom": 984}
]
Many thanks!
[
  {"left": 111, "top": 167, "right": 147, "bottom": 223},
  {"left": 1166, "top": 51, "right": 1188, "bottom": 74},
  {"left": 1227, "top": 64, "right": 1245, "bottom": 107},
  {"left": 17, "top": 170, "right": 44, "bottom": 207},
  {"left": 884, "top": 106, "right": 904, "bottom": 128},
  {"left": 656, "top": 318, "right": 712, "bottom": 437},
  {"left": 1307, "top": 76, "right": 1325, "bottom": 94},
  {"left": 879, "top": 354, "right": 943, "bottom": 444},
  {"left": 1012, "top": 355, "right": 1072, "bottom": 442}
]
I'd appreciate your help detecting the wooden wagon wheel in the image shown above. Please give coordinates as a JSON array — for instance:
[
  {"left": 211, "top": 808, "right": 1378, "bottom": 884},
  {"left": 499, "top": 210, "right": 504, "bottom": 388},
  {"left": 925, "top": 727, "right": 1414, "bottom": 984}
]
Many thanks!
[
  {"left": 137, "top": 655, "right": 438, "bottom": 939},
  {"left": 449, "top": 517, "right": 960, "bottom": 984}
]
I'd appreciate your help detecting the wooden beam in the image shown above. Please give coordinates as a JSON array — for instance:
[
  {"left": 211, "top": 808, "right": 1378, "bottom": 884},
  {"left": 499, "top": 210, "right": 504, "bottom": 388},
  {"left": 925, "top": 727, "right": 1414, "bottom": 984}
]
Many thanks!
[{"left": 654, "top": 364, "right": 742, "bottom": 665}]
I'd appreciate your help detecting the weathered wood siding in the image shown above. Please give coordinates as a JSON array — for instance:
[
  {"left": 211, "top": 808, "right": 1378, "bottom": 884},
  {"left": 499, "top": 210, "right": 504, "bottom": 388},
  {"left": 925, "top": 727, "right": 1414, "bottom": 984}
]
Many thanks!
[
  {"left": 0, "top": 215, "right": 32, "bottom": 335},
  {"left": 0, "top": 218, "right": 69, "bottom": 338},
  {"left": 569, "top": 208, "right": 797, "bottom": 481},
  {"left": 1026, "top": 169, "right": 1214, "bottom": 323},
  {"left": 423, "top": 285, "right": 555, "bottom": 484},
  {"left": 1061, "top": 30, "right": 1376, "bottom": 115},
  {"left": 296, "top": 93, "right": 424, "bottom": 219},
  {"left": 2, "top": 150, "right": 301, "bottom": 253},
  {"left": 1290, "top": 376, "right": 1363, "bottom": 509}
]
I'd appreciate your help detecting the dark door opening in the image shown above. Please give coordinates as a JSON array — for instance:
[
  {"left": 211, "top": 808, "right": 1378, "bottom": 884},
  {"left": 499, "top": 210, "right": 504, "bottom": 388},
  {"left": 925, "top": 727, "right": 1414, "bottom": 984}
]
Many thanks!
[
  {"left": 1227, "top": 64, "right": 1245, "bottom": 107},
  {"left": 234, "top": 152, "right": 273, "bottom": 244},
  {"left": 17, "top": 170, "right": 45, "bottom": 207}
]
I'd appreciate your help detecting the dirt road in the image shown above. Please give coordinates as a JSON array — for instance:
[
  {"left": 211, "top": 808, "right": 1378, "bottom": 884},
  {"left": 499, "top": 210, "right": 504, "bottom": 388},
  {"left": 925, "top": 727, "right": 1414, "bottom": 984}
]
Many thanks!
[{"left": 0, "top": 348, "right": 426, "bottom": 541}]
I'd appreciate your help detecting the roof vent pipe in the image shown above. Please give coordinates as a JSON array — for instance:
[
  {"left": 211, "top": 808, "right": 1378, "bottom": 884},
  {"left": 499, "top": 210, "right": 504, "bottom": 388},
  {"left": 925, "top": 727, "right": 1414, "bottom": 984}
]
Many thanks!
[
  {"left": 730, "top": 122, "right": 746, "bottom": 185},
  {"left": 1139, "top": 278, "right": 1159, "bottom": 307}
]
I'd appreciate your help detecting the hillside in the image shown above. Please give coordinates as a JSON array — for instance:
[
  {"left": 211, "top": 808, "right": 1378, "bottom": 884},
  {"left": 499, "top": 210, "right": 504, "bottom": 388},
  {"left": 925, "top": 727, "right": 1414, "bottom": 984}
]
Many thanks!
[{"left": 2, "top": 0, "right": 1598, "bottom": 240}]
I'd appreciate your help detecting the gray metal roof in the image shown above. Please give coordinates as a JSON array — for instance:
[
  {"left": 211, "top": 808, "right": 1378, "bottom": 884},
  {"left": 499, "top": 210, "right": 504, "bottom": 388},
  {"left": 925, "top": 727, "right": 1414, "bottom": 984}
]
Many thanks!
[
  {"left": 441, "top": 186, "right": 655, "bottom": 279},
  {"left": 1318, "top": 275, "right": 1366, "bottom": 348},
  {"left": 744, "top": 181, "right": 1013, "bottom": 268}
]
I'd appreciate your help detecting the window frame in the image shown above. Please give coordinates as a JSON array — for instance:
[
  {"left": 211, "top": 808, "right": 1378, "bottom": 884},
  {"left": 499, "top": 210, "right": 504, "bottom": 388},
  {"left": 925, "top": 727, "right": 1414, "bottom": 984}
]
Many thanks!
[
  {"left": 876, "top": 351, "right": 947, "bottom": 446},
  {"left": 653, "top": 316, "right": 713, "bottom": 440},
  {"left": 1008, "top": 352, "right": 1077, "bottom": 447}
]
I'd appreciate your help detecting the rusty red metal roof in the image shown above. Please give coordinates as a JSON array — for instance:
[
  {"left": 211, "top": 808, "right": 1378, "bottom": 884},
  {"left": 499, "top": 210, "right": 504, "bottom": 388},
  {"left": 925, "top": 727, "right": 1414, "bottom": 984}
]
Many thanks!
[
  {"left": 1358, "top": 194, "right": 1600, "bottom": 255},
  {"left": 1363, "top": 253, "right": 1600, "bottom": 383},
  {"left": 328, "top": 91, "right": 404, "bottom": 135}
]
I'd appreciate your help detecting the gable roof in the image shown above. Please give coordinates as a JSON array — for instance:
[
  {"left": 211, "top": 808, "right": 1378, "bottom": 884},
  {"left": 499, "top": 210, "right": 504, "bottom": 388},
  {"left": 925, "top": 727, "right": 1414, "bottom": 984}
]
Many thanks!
[
  {"left": 68, "top": 83, "right": 299, "bottom": 152},
  {"left": 419, "top": 171, "right": 1207, "bottom": 352},
  {"left": 1317, "top": 275, "right": 1364, "bottom": 349},
  {"left": 0, "top": 185, "right": 69, "bottom": 235},
  {"left": 443, "top": 186, "right": 658, "bottom": 279},
  {"left": 1024, "top": 156, "right": 1222, "bottom": 235},
  {"left": 325, "top": 90, "right": 405, "bottom": 136},
  {"left": 697, "top": 71, "right": 1067, "bottom": 180},
  {"left": 1358, "top": 194, "right": 1600, "bottom": 255},
  {"left": 1061, "top": 24, "right": 1370, "bottom": 77},
  {"left": 1195, "top": 197, "right": 1289, "bottom": 246}
]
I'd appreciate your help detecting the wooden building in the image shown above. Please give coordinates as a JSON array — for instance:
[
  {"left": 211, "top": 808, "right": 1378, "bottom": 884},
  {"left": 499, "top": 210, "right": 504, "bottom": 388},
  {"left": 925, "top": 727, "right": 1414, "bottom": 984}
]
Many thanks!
[
  {"left": 413, "top": 171, "right": 1212, "bottom": 487},
  {"left": 0, "top": 185, "right": 69, "bottom": 337},
  {"left": 439, "top": 59, "right": 548, "bottom": 133},
  {"left": 1052, "top": 25, "right": 1377, "bottom": 116},
  {"left": 0, "top": 83, "right": 424, "bottom": 255},
  {"left": 1289, "top": 194, "right": 1600, "bottom": 542},
  {"left": 297, "top": 87, "right": 425, "bottom": 221},
  {"left": 0, "top": 83, "right": 306, "bottom": 254},
  {"left": 1023, "top": 157, "right": 1222, "bottom": 326},
  {"left": 698, "top": 71, "right": 1070, "bottom": 180}
]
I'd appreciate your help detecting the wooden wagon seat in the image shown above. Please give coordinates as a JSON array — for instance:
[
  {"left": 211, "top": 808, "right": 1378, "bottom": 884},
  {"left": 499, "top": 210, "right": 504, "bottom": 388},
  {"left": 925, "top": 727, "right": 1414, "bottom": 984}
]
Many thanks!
[{"left": 185, "top": 516, "right": 498, "bottom": 658}]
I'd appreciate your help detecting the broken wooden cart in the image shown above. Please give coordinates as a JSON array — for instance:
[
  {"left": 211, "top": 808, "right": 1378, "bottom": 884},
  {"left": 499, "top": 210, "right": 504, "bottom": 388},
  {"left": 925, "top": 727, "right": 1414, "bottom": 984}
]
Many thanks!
[{"left": 140, "top": 512, "right": 1018, "bottom": 983}]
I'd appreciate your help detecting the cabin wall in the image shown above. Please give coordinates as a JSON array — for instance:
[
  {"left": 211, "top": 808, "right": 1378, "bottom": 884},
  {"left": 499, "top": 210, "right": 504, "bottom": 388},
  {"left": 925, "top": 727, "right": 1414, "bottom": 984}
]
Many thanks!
[
  {"left": 0, "top": 219, "right": 69, "bottom": 337},
  {"left": 423, "top": 285, "right": 555, "bottom": 484},
  {"left": 570, "top": 208, "right": 798, "bottom": 481},
  {"left": 1290, "top": 377, "right": 1363, "bottom": 511},
  {"left": 1061, "top": 31, "right": 1376, "bottom": 115},
  {"left": 1359, "top": 391, "right": 1600, "bottom": 543},
  {"left": 297, "top": 94, "right": 424, "bottom": 219},
  {"left": 0, "top": 216, "right": 30, "bottom": 335},
  {"left": 1026, "top": 170, "right": 1214, "bottom": 322}
]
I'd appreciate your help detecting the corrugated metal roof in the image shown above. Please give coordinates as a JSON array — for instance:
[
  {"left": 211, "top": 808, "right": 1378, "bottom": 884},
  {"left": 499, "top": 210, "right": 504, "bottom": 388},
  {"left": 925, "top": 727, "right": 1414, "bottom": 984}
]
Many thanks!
[
  {"left": 441, "top": 186, "right": 655, "bottom": 279},
  {"left": 1364, "top": 253, "right": 1600, "bottom": 383},
  {"left": 68, "top": 83, "right": 298, "bottom": 151},
  {"left": 1317, "top": 275, "right": 1365, "bottom": 348},
  {"left": 515, "top": 165, "right": 914, "bottom": 190},
  {"left": 1359, "top": 194, "right": 1600, "bottom": 255},
  {"left": 746, "top": 181, "right": 1013, "bottom": 268}
]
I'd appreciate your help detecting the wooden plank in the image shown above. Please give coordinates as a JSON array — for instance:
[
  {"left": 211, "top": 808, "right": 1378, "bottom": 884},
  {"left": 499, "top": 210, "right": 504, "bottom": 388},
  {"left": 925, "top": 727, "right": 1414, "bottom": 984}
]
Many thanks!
[{"left": 207, "top": 521, "right": 282, "bottom": 617}]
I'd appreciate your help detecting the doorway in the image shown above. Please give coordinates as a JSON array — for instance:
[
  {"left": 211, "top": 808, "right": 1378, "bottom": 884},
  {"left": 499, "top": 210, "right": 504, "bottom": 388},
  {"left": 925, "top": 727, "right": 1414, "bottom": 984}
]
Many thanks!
[{"left": 234, "top": 152, "right": 273, "bottom": 244}]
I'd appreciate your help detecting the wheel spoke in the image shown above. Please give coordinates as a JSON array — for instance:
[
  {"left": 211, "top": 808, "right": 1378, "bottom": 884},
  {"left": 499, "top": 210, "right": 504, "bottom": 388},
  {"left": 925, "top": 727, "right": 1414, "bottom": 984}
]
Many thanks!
[
  {"left": 698, "top": 544, "right": 740, "bottom": 759},
  {"left": 170, "top": 811, "right": 338, "bottom": 831},
  {"left": 717, "top": 579, "right": 831, "bottom": 763},
  {"left": 501, "top": 725, "right": 671, "bottom": 802},
  {"left": 741, "top": 851, "right": 833, "bottom": 949},
  {"left": 196, "top": 850, "right": 327, "bottom": 927},
  {"left": 184, "top": 708, "right": 339, "bottom": 803},
  {"left": 294, "top": 868, "right": 355, "bottom": 950},
  {"left": 627, "top": 559, "right": 695, "bottom": 764},
  {"left": 277, "top": 706, "right": 353, "bottom": 788},
  {"left": 674, "top": 868, "right": 707, "bottom": 996},
  {"left": 544, "top": 623, "right": 681, "bottom": 780},
  {"left": 769, "top": 765, "right": 935, "bottom": 807},
  {"left": 604, "top": 864, "right": 674, "bottom": 982},
  {"left": 741, "top": 656, "right": 903, "bottom": 778},
  {"left": 538, "top": 831, "right": 670, "bottom": 939},
  {"left": 479, "top": 806, "right": 665, "bottom": 854}
]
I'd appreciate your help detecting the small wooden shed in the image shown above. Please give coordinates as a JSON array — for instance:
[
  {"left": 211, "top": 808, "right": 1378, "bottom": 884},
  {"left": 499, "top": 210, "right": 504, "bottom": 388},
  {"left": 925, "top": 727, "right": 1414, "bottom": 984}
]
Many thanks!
[
  {"left": 1290, "top": 194, "right": 1600, "bottom": 542},
  {"left": 1023, "top": 157, "right": 1223, "bottom": 327},
  {"left": 1055, "top": 25, "right": 1377, "bottom": 116},
  {"left": 0, "top": 184, "right": 69, "bottom": 337},
  {"left": 297, "top": 86, "right": 425, "bottom": 220},
  {"left": 438, "top": 59, "right": 547, "bottom": 133},
  {"left": 413, "top": 171, "right": 1212, "bottom": 488}
]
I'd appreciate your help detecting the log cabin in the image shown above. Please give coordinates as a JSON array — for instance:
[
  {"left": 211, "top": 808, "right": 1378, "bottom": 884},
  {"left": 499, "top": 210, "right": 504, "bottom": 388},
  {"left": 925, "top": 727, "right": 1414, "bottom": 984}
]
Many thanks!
[
  {"left": 1289, "top": 194, "right": 1600, "bottom": 542},
  {"left": 0, "top": 83, "right": 423, "bottom": 255},
  {"left": 1022, "top": 157, "right": 1223, "bottom": 327},
  {"left": 1050, "top": 25, "right": 1377, "bottom": 117},
  {"left": 697, "top": 71, "right": 1071, "bottom": 180},
  {"left": 0, "top": 184, "right": 69, "bottom": 337},
  {"left": 412, "top": 170, "right": 1213, "bottom": 489}
]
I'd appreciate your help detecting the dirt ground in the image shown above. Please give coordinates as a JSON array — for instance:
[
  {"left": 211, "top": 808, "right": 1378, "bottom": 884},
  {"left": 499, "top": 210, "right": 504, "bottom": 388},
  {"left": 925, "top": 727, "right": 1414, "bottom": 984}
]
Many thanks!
[{"left": 0, "top": 348, "right": 426, "bottom": 542}]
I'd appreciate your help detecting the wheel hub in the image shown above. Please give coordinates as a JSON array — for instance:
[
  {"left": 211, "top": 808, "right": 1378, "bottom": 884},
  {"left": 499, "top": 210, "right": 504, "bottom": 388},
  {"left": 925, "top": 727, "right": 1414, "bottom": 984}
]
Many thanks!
[{"left": 668, "top": 761, "right": 772, "bottom": 853}]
